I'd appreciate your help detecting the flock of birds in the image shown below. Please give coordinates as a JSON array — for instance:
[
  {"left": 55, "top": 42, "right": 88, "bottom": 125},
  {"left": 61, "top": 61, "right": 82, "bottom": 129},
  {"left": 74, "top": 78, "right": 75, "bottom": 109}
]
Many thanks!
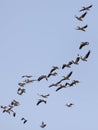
[{"left": 0, "top": 4, "right": 93, "bottom": 128}]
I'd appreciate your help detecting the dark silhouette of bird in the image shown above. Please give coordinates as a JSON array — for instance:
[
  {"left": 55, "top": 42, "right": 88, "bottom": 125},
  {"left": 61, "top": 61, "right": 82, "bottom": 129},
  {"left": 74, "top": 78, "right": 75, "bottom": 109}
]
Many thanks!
[
  {"left": 48, "top": 82, "right": 60, "bottom": 88},
  {"left": 37, "top": 75, "right": 48, "bottom": 81},
  {"left": 21, "top": 117, "right": 27, "bottom": 124},
  {"left": 79, "top": 42, "right": 89, "bottom": 49},
  {"left": 76, "top": 24, "right": 88, "bottom": 32},
  {"left": 23, "top": 79, "right": 36, "bottom": 83},
  {"left": 81, "top": 50, "right": 91, "bottom": 61},
  {"left": 40, "top": 121, "right": 46, "bottom": 128},
  {"left": 36, "top": 99, "right": 47, "bottom": 105},
  {"left": 18, "top": 82, "right": 26, "bottom": 87},
  {"left": 55, "top": 83, "right": 68, "bottom": 92},
  {"left": 62, "top": 61, "right": 73, "bottom": 69},
  {"left": 17, "top": 88, "right": 26, "bottom": 95},
  {"left": 21, "top": 75, "right": 32, "bottom": 78},
  {"left": 11, "top": 100, "right": 20, "bottom": 106},
  {"left": 38, "top": 94, "right": 50, "bottom": 98},
  {"left": 72, "top": 55, "right": 80, "bottom": 65},
  {"left": 75, "top": 11, "right": 87, "bottom": 21},
  {"left": 50, "top": 66, "right": 59, "bottom": 73},
  {"left": 79, "top": 5, "right": 93, "bottom": 12},
  {"left": 66, "top": 103, "right": 74, "bottom": 107},
  {"left": 47, "top": 72, "right": 57, "bottom": 78},
  {"left": 62, "top": 71, "right": 73, "bottom": 80},
  {"left": 68, "top": 80, "right": 79, "bottom": 87}
]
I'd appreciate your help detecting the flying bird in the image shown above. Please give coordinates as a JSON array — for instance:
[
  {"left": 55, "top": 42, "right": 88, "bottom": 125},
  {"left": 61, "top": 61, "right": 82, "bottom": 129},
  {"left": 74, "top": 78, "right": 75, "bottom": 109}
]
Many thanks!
[
  {"left": 40, "top": 121, "right": 46, "bottom": 128},
  {"left": 21, "top": 117, "right": 28, "bottom": 124},
  {"left": 38, "top": 94, "right": 50, "bottom": 98},
  {"left": 62, "top": 61, "right": 73, "bottom": 69},
  {"left": 48, "top": 83, "right": 60, "bottom": 88},
  {"left": 72, "top": 55, "right": 80, "bottom": 65},
  {"left": 36, "top": 99, "right": 47, "bottom": 105},
  {"left": 11, "top": 100, "right": 20, "bottom": 106},
  {"left": 81, "top": 50, "right": 91, "bottom": 61},
  {"left": 79, "top": 5, "right": 93, "bottom": 12},
  {"left": 21, "top": 75, "right": 32, "bottom": 78},
  {"left": 37, "top": 75, "right": 48, "bottom": 81},
  {"left": 75, "top": 11, "right": 87, "bottom": 21},
  {"left": 50, "top": 66, "right": 59, "bottom": 73},
  {"left": 79, "top": 42, "right": 89, "bottom": 49},
  {"left": 66, "top": 103, "right": 74, "bottom": 107},
  {"left": 47, "top": 72, "right": 57, "bottom": 78},
  {"left": 55, "top": 83, "right": 68, "bottom": 92},
  {"left": 76, "top": 24, "right": 88, "bottom": 32}
]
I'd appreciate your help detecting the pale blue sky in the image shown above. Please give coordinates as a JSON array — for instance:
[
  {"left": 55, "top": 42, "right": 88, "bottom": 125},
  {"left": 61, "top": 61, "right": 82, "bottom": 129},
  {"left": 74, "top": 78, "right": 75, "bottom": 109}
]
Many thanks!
[{"left": 0, "top": 0, "right": 98, "bottom": 130}]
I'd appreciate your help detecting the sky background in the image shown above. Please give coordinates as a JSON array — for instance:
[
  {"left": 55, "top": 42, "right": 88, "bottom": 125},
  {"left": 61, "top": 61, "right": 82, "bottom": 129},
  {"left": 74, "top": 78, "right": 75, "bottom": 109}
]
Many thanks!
[{"left": 0, "top": 0, "right": 98, "bottom": 129}]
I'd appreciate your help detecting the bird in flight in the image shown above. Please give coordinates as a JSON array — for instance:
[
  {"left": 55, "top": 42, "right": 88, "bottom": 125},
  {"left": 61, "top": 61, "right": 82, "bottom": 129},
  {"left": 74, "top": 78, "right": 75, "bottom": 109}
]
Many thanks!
[
  {"left": 21, "top": 117, "right": 28, "bottom": 124},
  {"left": 72, "top": 55, "right": 80, "bottom": 65},
  {"left": 75, "top": 11, "right": 87, "bottom": 21},
  {"left": 49, "top": 66, "right": 59, "bottom": 73},
  {"left": 37, "top": 75, "right": 48, "bottom": 81},
  {"left": 79, "top": 42, "right": 89, "bottom": 49},
  {"left": 81, "top": 50, "right": 91, "bottom": 61},
  {"left": 79, "top": 5, "right": 93, "bottom": 12},
  {"left": 76, "top": 24, "right": 88, "bottom": 32},
  {"left": 38, "top": 94, "right": 50, "bottom": 98},
  {"left": 40, "top": 121, "right": 46, "bottom": 128},
  {"left": 66, "top": 103, "right": 74, "bottom": 107},
  {"left": 36, "top": 99, "right": 47, "bottom": 105},
  {"left": 62, "top": 61, "right": 73, "bottom": 69}
]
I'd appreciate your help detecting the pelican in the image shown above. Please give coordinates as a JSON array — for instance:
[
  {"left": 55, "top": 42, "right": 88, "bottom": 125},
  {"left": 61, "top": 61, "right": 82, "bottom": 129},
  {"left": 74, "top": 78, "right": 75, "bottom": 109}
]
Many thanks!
[
  {"left": 55, "top": 83, "right": 68, "bottom": 92},
  {"left": 21, "top": 75, "right": 32, "bottom": 78},
  {"left": 23, "top": 79, "right": 36, "bottom": 83},
  {"left": 68, "top": 80, "right": 79, "bottom": 86},
  {"left": 62, "top": 61, "right": 73, "bottom": 69},
  {"left": 47, "top": 72, "right": 57, "bottom": 78},
  {"left": 37, "top": 75, "right": 48, "bottom": 81},
  {"left": 81, "top": 50, "right": 91, "bottom": 61},
  {"left": 18, "top": 82, "right": 26, "bottom": 87},
  {"left": 79, "top": 42, "right": 89, "bottom": 49},
  {"left": 36, "top": 99, "right": 47, "bottom": 105},
  {"left": 76, "top": 24, "right": 88, "bottom": 32},
  {"left": 75, "top": 11, "right": 87, "bottom": 21},
  {"left": 50, "top": 66, "right": 59, "bottom": 73},
  {"left": 48, "top": 82, "right": 60, "bottom": 88},
  {"left": 72, "top": 55, "right": 80, "bottom": 64},
  {"left": 66, "top": 103, "right": 74, "bottom": 107},
  {"left": 79, "top": 5, "right": 93, "bottom": 12},
  {"left": 38, "top": 94, "right": 50, "bottom": 98},
  {"left": 40, "top": 121, "right": 46, "bottom": 128},
  {"left": 11, "top": 100, "right": 19, "bottom": 106},
  {"left": 21, "top": 117, "right": 27, "bottom": 124},
  {"left": 17, "top": 88, "right": 26, "bottom": 95}
]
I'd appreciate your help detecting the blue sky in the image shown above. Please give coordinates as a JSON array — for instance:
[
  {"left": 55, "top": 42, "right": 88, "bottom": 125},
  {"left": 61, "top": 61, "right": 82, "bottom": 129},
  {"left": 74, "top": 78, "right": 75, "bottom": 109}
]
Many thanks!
[{"left": 0, "top": 0, "right": 98, "bottom": 129}]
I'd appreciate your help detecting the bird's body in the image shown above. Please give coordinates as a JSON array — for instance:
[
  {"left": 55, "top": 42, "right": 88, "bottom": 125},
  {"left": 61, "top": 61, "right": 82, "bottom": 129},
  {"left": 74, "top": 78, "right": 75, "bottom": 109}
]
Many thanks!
[
  {"left": 21, "top": 117, "right": 27, "bottom": 124},
  {"left": 47, "top": 72, "right": 57, "bottom": 78},
  {"left": 79, "top": 42, "right": 89, "bottom": 49},
  {"left": 22, "top": 75, "right": 32, "bottom": 78},
  {"left": 50, "top": 66, "right": 59, "bottom": 73},
  {"left": 81, "top": 50, "right": 91, "bottom": 61},
  {"left": 80, "top": 5, "right": 93, "bottom": 12},
  {"left": 72, "top": 55, "right": 80, "bottom": 65},
  {"left": 40, "top": 121, "right": 46, "bottom": 128},
  {"left": 76, "top": 25, "right": 88, "bottom": 31},
  {"left": 62, "top": 61, "right": 73, "bottom": 69},
  {"left": 75, "top": 11, "right": 87, "bottom": 21},
  {"left": 37, "top": 75, "right": 48, "bottom": 81},
  {"left": 66, "top": 103, "right": 74, "bottom": 107},
  {"left": 36, "top": 99, "right": 47, "bottom": 105},
  {"left": 38, "top": 94, "right": 50, "bottom": 98}
]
